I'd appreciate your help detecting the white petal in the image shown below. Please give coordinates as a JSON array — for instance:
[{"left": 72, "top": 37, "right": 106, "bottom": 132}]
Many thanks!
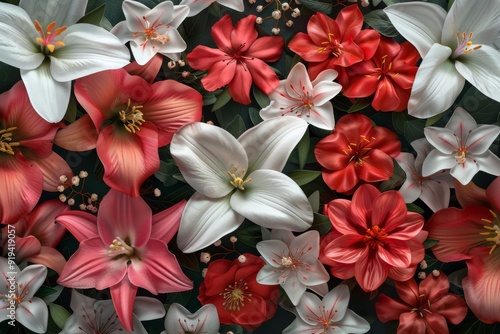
[
  {"left": 297, "top": 260, "right": 330, "bottom": 286},
  {"left": 0, "top": 4, "right": 44, "bottom": 70},
  {"left": 322, "top": 285, "right": 350, "bottom": 322},
  {"left": 21, "top": 61, "right": 71, "bottom": 123},
  {"left": 307, "top": 103, "right": 336, "bottom": 130},
  {"left": 69, "top": 289, "right": 95, "bottom": 313},
  {"left": 450, "top": 157, "right": 480, "bottom": 185},
  {"left": 180, "top": 0, "right": 216, "bottom": 16},
  {"left": 230, "top": 169, "right": 313, "bottom": 231},
  {"left": 256, "top": 239, "right": 289, "bottom": 268},
  {"left": 290, "top": 230, "right": 321, "bottom": 263},
  {"left": 177, "top": 192, "right": 244, "bottom": 253},
  {"left": 442, "top": 0, "right": 500, "bottom": 47},
  {"left": 256, "top": 265, "right": 283, "bottom": 285},
  {"left": 420, "top": 178, "right": 451, "bottom": 212},
  {"left": 20, "top": 0, "right": 86, "bottom": 26},
  {"left": 395, "top": 153, "right": 421, "bottom": 203},
  {"left": 411, "top": 137, "right": 434, "bottom": 168},
  {"left": 111, "top": 21, "right": 133, "bottom": 44},
  {"left": 476, "top": 151, "right": 500, "bottom": 177},
  {"left": 295, "top": 292, "right": 324, "bottom": 326},
  {"left": 286, "top": 63, "right": 313, "bottom": 99},
  {"left": 18, "top": 265, "right": 47, "bottom": 299},
  {"left": 165, "top": 303, "right": 220, "bottom": 334},
  {"left": 421, "top": 149, "right": 457, "bottom": 177},
  {"left": 282, "top": 275, "right": 307, "bottom": 306},
  {"left": 133, "top": 297, "right": 166, "bottom": 321},
  {"left": 170, "top": 5, "right": 190, "bottom": 28},
  {"left": 408, "top": 43, "right": 465, "bottom": 118},
  {"left": 130, "top": 26, "right": 186, "bottom": 65},
  {"left": 122, "top": 0, "right": 173, "bottom": 32},
  {"left": 217, "top": 0, "right": 245, "bottom": 12},
  {"left": 238, "top": 117, "right": 308, "bottom": 172},
  {"left": 17, "top": 298, "right": 48, "bottom": 333},
  {"left": 335, "top": 309, "right": 371, "bottom": 333},
  {"left": 424, "top": 127, "right": 457, "bottom": 154},
  {"left": 467, "top": 125, "right": 500, "bottom": 154},
  {"left": 271, "top": 229, "right": 295, "bottom": 245},
  {"left": 384, "top": 2, "right": 445, "bottom": 57},
  {"left": 283, "top": 318, "right": 326, "bottom": 334},
  {"left": 170, "top": 122, "right": 247, "bottom": 198},
  {"left": 312, "top": 81, "right": 342, "bottom": 106},
  {"left": 50, "top": 24, "right": 130, "bottom": 81},
  {"left": 455, "top": 46, "right": 500, "bottom": 105},
  {"left": 445, "top": 106, "right": 477, "bottom": 133},
  {"left": 311, "top": 69, "right": 339, "bottom": 86}
]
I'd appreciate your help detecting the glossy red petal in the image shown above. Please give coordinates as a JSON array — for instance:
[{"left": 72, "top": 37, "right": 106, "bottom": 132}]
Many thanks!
[
  {"left": 355, "top": 250, "right": 389, "bottom": 292},
  {"left": 25, "top": 151, "right": 73, "bottom": 192},
  {"left": 186, "top": 45, "right": 226, "bottom": 70},
  {"left": 355, "top": 149, "right": 394, "bottom": 182},
  {"left": 322, "top": 164, "right": 359, "bottom": 193},
  {"left": 375, "top": 294, "right": 410, "bottom": 322},
  {"left": 246, "top": 58, "right": 280, "bottom": 95},
  {"left": 110, "top": 277, "right": 138, "bottom": 332},
  {"left": 288, "top": 33, "right": 330, "bottom": 63},
  {"left": 336, "top": 5, "right": 363, "bottom": 41},
  {"left": 355, "top": 29, "right": 381, "bottom": 60},
  {"left": 350, "top": 184, "right": 381, "bottom": 229},
  {"left": 231, "top": 14, "right": 258, "bottom": 52},
  {"left": 211, "top": 14, "right": 233, "bottom": 50},
  {"left": 228, "top": 64, "right": 253, "bottom": 104},
  {"left": 245, "top": 36, "right": 284, "bottom": 62},
  {"left": 430, "top": 293, "right": 467, "bottom": 325},
  {"left": 55, "top": 211, "right": 98, "bottom": 242},
  {"left": 124, "top": 55, "right": 162, "bottom": 83},
  {"left": 200, "top": 58, "right": 237, "bottom": 92},
  {"left": 394, "top": 278, "right": 419, "bottom": 306},
  {"left": 323, "top": 234, "right": 366, "bottom": 263},
  {"left": 372, "top": 191, "right": 407, "bottom": 231}
]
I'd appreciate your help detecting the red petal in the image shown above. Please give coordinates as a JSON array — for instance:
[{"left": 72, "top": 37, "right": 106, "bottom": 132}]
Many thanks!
[
  {"left": 388, "top": 211, "right": 425, "bottom": 240},
  {"left": 372, "top": 191, "right": 407, "bottom": 231},
  {"left": 377, "top": 239, "right": 411, "bottom": 267},
  {"left": 314, "top": 132, "right": 351, "bottom": 171},
  {"left": 10, "top": 236, "right": 41, "bottom": 264},
  {"left": 394, "top": 278, "right": 419, "bottom": 306},
  {"left": 211, "top": 14, "right": 233, "bottom": 50},
  {"left": 333, "top": 39, "right": 364, "bottom": 67},
  {"left": 375, "top": 294, "right": 410, "bottom": 322},
  {"left": 97, "top": 123, "right": 159, "bottom": 197},
  {"left": 203, "top": 260, "right": 237, "bottom": 296},
  {"left": 397, "top": 313, "right": 428, "bottom": 334},
  {"left": 486, "top": 176, "right": 500, "bottom": 213},
  {"left": 355, "top": 250, "right": 389, "bottom": 292},
  {"left": 355, "top": 149, "right": 394, "bottom": 182},
  {"left": 430, "top": 292, "right": 467, "bottom": 325},
  {"left": 370, "top": 126, "right": 401, "bottom": 154},
  {"left": 54, "top": 114, "right": 98, "bottom": 151},
  {"left": 372, "top": 77, "right": 402, "bottom": 111},
  {"left": 308, "top": 13, "right": 339, "bottom": 46},
  {"left": 231, "top": 15, "right": 258, "bottom": 52},
  {"left": 97, "top": 189, "right": 152, "bottom": 247},
  {"left": 350, "top": 184, "right": 380, "bottom": 228},
  {"left": 288, "top": 33, "right": 330, "bottom": 63},
  {"left": 55, "top": 211, "right": 98, "bottom": 242},
  {"left": 228, "top": 64, "right": 252, "bottom": 104},
  {"left": 124, "top": 55, "right": 163, "bottom": 83},
  {"left": 322, "top": 164, "right": 359, "bottom": 193},
  {"left": 327, "top": 199, "right": 364, "bottom": 235},
  {"left": 355, "top": 29, "right": 381, "bottom": 60},
  {"left": 187, "top": 45, "right": 227, "bottom": 70},
  {"left": 246, "top": 58, "right": 280, "bottom": 95},
  {"left": 337, "top": 5, "right": 363, "bottom": 42},
  {"left": 25, "top": 151, "right": 73, "bottom": 192},
  {"left": 23, "top": 200, "right": 69, "bottom": 247},
  {"left": 200, "top": 58, "right": 237, "bottom": 92},
  {"left": 342, "top": 74, "right": 378, "bottom": 98},
  {"left": 454, "top": 178, "right": 489, "bottom": 208},
  {"left": 110, "top": 277, "right": 138, "bottom": 332},
  {"left": 151, "top": 200, "right": 186, "bottom": 244},
  {"left": 26, "top": 246, "right": 67, "bottom": 275},
  {"left": 245, "top": 36, "right": 284, "bottom": 62},
  {"left": 323, "top": 234, "right": 366, "bottom": 263}
]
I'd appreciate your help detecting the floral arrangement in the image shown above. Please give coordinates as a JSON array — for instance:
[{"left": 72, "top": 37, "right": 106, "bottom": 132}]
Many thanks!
[{"left": 1, "top": 0, "right": 500, "bottom": 333}]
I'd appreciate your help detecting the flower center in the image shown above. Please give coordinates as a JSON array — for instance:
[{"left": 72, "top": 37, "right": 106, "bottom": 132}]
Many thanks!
[
  {"left": 0, "top": 126, "right": 19, "bottom": 155},
  {"left": 318, "top": 32, "right": 343, "bottom": 57},
  {"left": 453, "top": 130, "right": 472, "bottom": 166},
  {"left": 304, "top": 305, "right": 338, "bottom": 330},
  {"left": 80, "top": 304, "right": 121, "bottom": 334},
  {"left": 280, "top": 83, "right": 314, "bottom": 117},
  {"left": 107, "top": 236, "right": 135, "bottom": 258},
  {"left": 34, "top": 20, "right": 66, "bottom": 53},
  {"left": 220, "top": 279, "right": 252, "bottom": 311},
  {"left": 0, "top": 283, "right": 29, "bottom": 307},
  {"left": 451, "top": 32, "right": 482, "bottom": 59},
  {"left": 133, "top": 16, "right": 171, "bottom": 48},
  {"left": 480, "top": 210, "right": 500, "bottom": 255},
  {"left": 343, "top": 134, "right": 374, "bottom": 165},
  {"left": 178, "top": 318, "right": 203, "bottom": 334},
  {"left": 119, "top": 99, "right": 145, "bottom": 133},
  {"left": 363, "top": 226, "right": 388, "bottom": 249},
  {"left": 227, "top": 166, "right": 252, "bottom": 191},
  {"left": 410, "top": 293, "right": 432, "bottom": 317}
]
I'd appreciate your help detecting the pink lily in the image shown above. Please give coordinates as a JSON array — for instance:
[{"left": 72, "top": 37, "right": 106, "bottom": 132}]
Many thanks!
[
  {"left": 56, "top": 189, "right": 193, "bottom": 331},
  {"left": 1, "top": 200, "right": 69, "bottom": 274},
  {"left": 0, "top": 81, "right": 71, "bottom": 224}
]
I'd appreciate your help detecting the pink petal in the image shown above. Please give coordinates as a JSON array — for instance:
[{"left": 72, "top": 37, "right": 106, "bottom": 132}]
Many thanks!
[
  {"left": 23, "top": 200, "right": 69, "bottom": 247},
  {"left": 393, "top": 278, "right": 419, "bottom": 306},
  {"left": 371, "top": 190, "right": 407, "bottom": 231},
  {"left": 97, "top": 123, "right": 160, "bottom": 197},
  {"left": 57, "top": 238, "right": 127, "bottom": 290},
  {"left": 355, "top": 251, "right": 389, "bottom": 292},
  {"left": 350, "top": 184, "right": 381, "bottom": 229},
  {"left": 128, "top": 239, "right": 192, "bottom": 294},
  {"left": 486, "top": 176, "right": 500, "bottom": 214},
  {"left": 55, "top": 211, "right": 98, "bottom": 242},
  {"left": 26, "top": 246, "right": 67, "bottom": 275},
  {"left": 124, "top": 55, "right": 163, "bottom": 83},
  {"left": 323, "top": 235, "right": 366, "bottom": 263},
  {"left": 396, "top": 313, "right": 429, "bottom": 334},
  {"left": 151, "top": 200, "right": 186, "bottom": 244},
  {"left": 377, "top": 239, "right": 411, "bottom": 267},
  {"left": 142, "top": 80, "right": 202, "bottom": 147},
  {"left": 388, "top": 211, "right": 425, "bottom": 240},
  {"left": 54, "top": 114, "right": 98, "bottom": 151},
  {"left": 211, "top": 14, "right": 233, "bottom": 50},
  {"left": 11, "top": 236, "right": 41, "bottom": 264},
  {"left": 110, "top": 276, "right": 138, "bottom": 332},
  {"left": 228, "top": 63, "right": 253, "bottom": 104},
  {"left": 230, "top": 15, "right": 258, "bottom": 52},
  {"left": 375, "top": 294, "right": 411, "bottom": 322},
  {"left": 419, "top": 270, "right": 450, "bottom": 301},
  {"left": 97, "top": 189, "right": 152, "bottom": 247},
  {"left": 200, "top": 57, "right": 237, "bottom": 92},
  {"left": 25, "top": 151, "right": 73, "bottom": 192},
  {"left": 0, "top": 155, "right": 43, "bottom": 224},
  {"left": 327, "top": 199, "right": 364, "bottom": 235},
  {"left": 430, "top": 293, "right": 467, "bottom": 325}
]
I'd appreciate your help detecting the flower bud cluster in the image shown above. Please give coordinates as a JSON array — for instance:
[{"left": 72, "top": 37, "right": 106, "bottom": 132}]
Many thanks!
[
  {"left": 56, "top": 171, "right": 99, "bottom": 213},
  {"left": 250, "top": 0, "right": 301, "bottom": 35}
]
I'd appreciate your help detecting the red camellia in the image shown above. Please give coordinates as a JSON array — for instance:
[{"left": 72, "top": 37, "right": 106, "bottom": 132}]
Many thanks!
[
  {"left": 314, "top": 113, "right": 401, "bottom": 194},
  {"left": 198, "top": 253, "right": 279, "bottom": 331},
  {"left": 343, "top": 36, "right": 420, "bottom": 111},
  {"left": 187, "top": 14, "right": 284, "bottom": 105},
  {"left": 288, "top": 5, "right": 380, "bottom": 81},
  {"left": 320, "top": 184, "right": 427, "bottom": 292}
]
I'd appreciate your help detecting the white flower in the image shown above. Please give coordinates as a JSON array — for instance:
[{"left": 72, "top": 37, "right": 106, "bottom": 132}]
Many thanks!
[
  {"left": 384, "top": 0, "right": 500, "bottom": 118},
  {"left": 170, "top": 117, "right": 313, "bottom": 253},
  {"left": 283, "top": 285, "right": 370, "bottom": 334},
  {"left": 60, "top": 290, "right": 166, "bottom": 334},
  {"left": 180, "top": 0, "right": 244, "bottom": 17},
  {"left": 0, "top": 0, "right": 130, "bottom": 123},
  {"left": 422, "top": 107, "right": 500, "bottom": 185},
  {"left": 396, "top": 138, "right": 454, "bottom": 212},
  {"left": 112, "top": 0, "right": 189, "bottom": 64},
  {"left": 0, "top": 259, "right": 48, "bottom": 333},
  {"left": 256, "top": 229, "right": 330, "bottom": 305},
  {"left": 260, "top": 62, "right": 341, "bottom": 130},
  {"left": 161, "top": 303, "right": 220, "bottom": 334}
]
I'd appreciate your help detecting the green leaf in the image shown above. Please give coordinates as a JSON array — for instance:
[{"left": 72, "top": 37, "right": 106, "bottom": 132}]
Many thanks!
[
  {"left": 287, "top": 170, "right": 321, "bottom": 186},
  {"left": 169, "top": 240, "right": 200, "bottom": 272},
  {"left": 225, "top": 115, "right": 246, "bottom": 138},
  {"left": 63, "top": 93, "right": 78, "bottom": 123},
  {"left": 154, "top": 160, "right": 179, "bottom": 186},
  {"left": 77, "top": 4, "right": 106, "bottom": 26},
  {"left": 182, "top": 9, "right": 208, "bottom": 41},
  {"left": 348, "top": 97, "right": 372, "bottom": 113},
  {"left": 49, "top": 303, "right": 71, "bottom": 330},
  {"left": 235, "top": 224, "right": 262, "bottom": 248},
  {"left": 297, "top": 128, "right": 310, "bottom": 169},
  {"left": 378, "top": 158, "right": 406, "bottom": 192},
  {"left": 164, "top": 289, "right": 193, "bottom": 306},
  {"left": 310, "top": 213, "right": 331, "bottom": 236},
  {"left": 219, "top": 324, "right": 244, "bottom": 334},
  {"left": 299, "top": 0, "right": 332, "bottom": 14},
  {"left": 249, "top": 107, "right": 263, "bottom": 125},
  {"left": 364, "top": 10, "right": 399, "bottom": 37},
  {"left": 423, "top": 238, "right": 439, "bottom": 249},
  {"left": 0, "top": 62, "right": 21, "bottom": 93},
  {"left": 35, "top": 286, "right": 58, "bottom": 299},
  {"left": 425, "top": 112, "right": 444, "bottom": 126},
  {"left": 455, "top": 86, "right": 500, "bottom": 124},
  {"left": 308, "top": 190, "right": 320, "bottom": 213},
  {"left": 383, "top": 0, "right": 400, "bottom": 5},
  {"left": 448, "top": 0, "right": 455, "bottom": 10},
  {"left": 406, "top": 203, "right": 425, "bottom": 214},
  {"left": 252, "top": 85, "right": 270, "bottom": 109},
  {"left": 211, "top": 87, "right": 232, "bottom": 111}
]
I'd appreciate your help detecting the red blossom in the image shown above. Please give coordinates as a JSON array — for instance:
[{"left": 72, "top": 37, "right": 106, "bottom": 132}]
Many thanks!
[{"left": 314, "top": 113, "right": 401, "bottom": 194}]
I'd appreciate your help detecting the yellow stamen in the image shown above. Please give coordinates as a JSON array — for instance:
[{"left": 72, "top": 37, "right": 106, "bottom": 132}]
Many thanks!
[
  {"left": 0, "top": 126, "right": 19, "bottom": 155},
  {"left": 119, "top": 99, "right": 145, "bottom": 133}
]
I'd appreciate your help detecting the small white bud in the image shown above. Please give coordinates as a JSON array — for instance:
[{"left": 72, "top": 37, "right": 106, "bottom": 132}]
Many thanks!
[
  {"left": 432, "top": 269, "right": 440, "bottom": 277},
  {"left": 57, "top": 185, "right": 65, "bottom": 192},
  {"left": 79, "top": 203, "right": 87, "bottom": 211},
  {"left": 67, "top": 198, "right": 75, "bottom": 206},
  {"left": 91, "top": 193, "right": 98, "bottom": 202},
  {"left": 79, "top": 170, "right": 88, "bottom": 178},
  {"left": 167, "top": 60, "right": 176, "bottom": 69},
  {"left": 154, "top": 188, "right": 161, "bottom": 197},
  {"left": 177, "top": 59, "right": 186, "bottom": 67},
  {"left": 59, "top": 175, "right": 68, "bottom": 183},
  {"left": 272, "top": 10, "right": 281, "bottom": 20},
  {"left": 182, "top": 71, "right": 190, "bottom": 78},
  {"left": 214, "top": 240, "right": 222, "bottom": 247},
  {"left": 230, "top": 236, "right": 237, "bottom": 243},
  {"left": 286, "top": 20, "right": 294, "bottom": 27},
  {"left": 417, "top": 271, "right": 426, "bottom": 279},
  {"left": 238, "top": 255, "right": 246, "bottom": 263},
  {"left": 200, "top": 252, "right": 211, "bottom": 263},
  {"left": 59, "top": 194, "right": 67, "bottom": 202},
  {"left": 71, "top": 176, "right": 80, "bottom": 186},
  {"left": 91, "top": 206, "right": 98, "bottom": 213},
  {"left": 271, "top": 27, "right": 281, "bottom": 35},
  {"left": 281, "top": 2, "right": 290, "bottom": 10},
  {"left": 419, "top": 260, "right": 428, "bottom": 270},
  {"left": 255, "top": 17, "right": 263, "bottom": 24},
  {"left": 361, "top": 0, "right": 370, "bottom": 7},
  {"left": 256, "top": 5, "right": 263, "bottom": 12}
]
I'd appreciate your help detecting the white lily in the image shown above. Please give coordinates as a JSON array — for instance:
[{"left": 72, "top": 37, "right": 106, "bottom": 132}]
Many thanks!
[
  {"left": 384, "top": 0, "right": 500, "bottom": 118},
  {"left": 60, "top": 289, "right": 166, "bottom": 334},
  {"left": 170, "top": 117, "right": 313, "bottom": 253},
  {"left": 256, "top": 229, "right": 330, "bottom": 305},
  {"left": 283, "top": 285, "right": 370, "bottom": 334},
  {"left": 260, "top": 62, "right": 341, "bottom": 131},
  {"left": 161, "top": 303, "right": 220, "bottom": 334},
  {"left": 112, "top": 0, "right": 189, "bottom": 64},
  {"left": 0, "top": 259, "right": 48, "bottom": 333},
  {"left": 0, "top": 0, "right": 130, "bottom": 123},
  {"left": 180, "top": 0, "right": 244, "bottom": 17},
  {"left": 422, "top": 107, "right": 500, "bottom": 185},
  {"left": 396, "top": 138, "right": 454, "bottom": 212}
]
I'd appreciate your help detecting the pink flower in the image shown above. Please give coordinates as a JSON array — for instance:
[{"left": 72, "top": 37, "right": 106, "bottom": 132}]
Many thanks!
[
  {"left": 56, "top": 189, "right": 193, "bottom": 331},
  {"left": 425, "top": 176, "right": 500, "bottom": 323},
  {"left": 0, "top": 81, "right": 71, "bottom": 224},
  {"left": 320, "top": 184, "right": 426, "bottom": 292},
  {"left": 376, "top": 271, "right": 467, "bottom": 334},
  {"left": 57, "top": 61, "right": 202, "bottom": 197},
  {"left": 288, "top": 6, "right": 380, "bottom": 80},
  {"left": 187, "top": 14, "right": 284, "bottom": 104},
  {"left": 1, "top": 200, "right": 69, "bottom": 274}
]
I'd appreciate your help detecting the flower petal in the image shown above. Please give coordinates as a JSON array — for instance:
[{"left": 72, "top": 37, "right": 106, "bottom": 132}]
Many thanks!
[
  {"left": 53, "top": 114, "right": 98, "bottom": 151},
  {"left": 355, "top": 251, "right": 389, "bottom": 292},
  {"left": 421, "top": 149, "right": 457, "bottom": 177},
  {"left": 180, "top": 0, "right": 216, "bottom": 16},
  {"left": 55, "top": 211, "right": 98, "bottom": 242},
  {"left": 151, "top": 200, "right": 186, "bottom": 244},
  {"left": 420, "top": 178, "right": 451, "bottom": 212},
  {"left": 231, "top": 169, "right": 313, "bottom": 231},
  {"left": 424, "top": 127, "right": 457, "bottom": 154},
  {"left": 164, "top": 303, "right": 220, "bottom": 334},
  {"left": 26, "top": 246, "right": 67, "bottom": 275},
  {"left": 17, "top": 297, "right": 48, "bottom": 333},
  {"left": 256, "top": 239, "right": 289, "bottom": 269},
  {"left": 295, "top": 292, "right": 323, "bottom": 326},
  {"left": 335, "top": 309, "right": 371, "bottom": 333},
  {"left": 170, "top": 121, "right": 247, "bottom": 198},
  {"left": 109, "top": 276, "right": 138, "bottom": 332},
  {"left": 133, "top": 297, "right": 166, "bottom": 321},
  {"left": 26, "top": 151, "right": 72, "bottom": 192}
]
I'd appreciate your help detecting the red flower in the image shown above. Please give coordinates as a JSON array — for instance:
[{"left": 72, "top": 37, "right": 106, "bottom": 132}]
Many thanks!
[
  {"left": 376, "top": 271, "right": 468, "bottom": 334},
  {"left": 320, "top": 184, "right": 426, "bottom": 292},
  {"left": 343, "top": 36, "right": 420, "bottom": 111},
  {"left": 198, "top": 254, "right": 279, "bottom": 331},
  {"left": 314, "top": 113, "right": 401, "bottom": 194},
  {"left": 187, "top": 14, "right": 284, "bottom": 104},
  {"left": 288, "top": 6, "right": 380, "bottom": 80}
]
